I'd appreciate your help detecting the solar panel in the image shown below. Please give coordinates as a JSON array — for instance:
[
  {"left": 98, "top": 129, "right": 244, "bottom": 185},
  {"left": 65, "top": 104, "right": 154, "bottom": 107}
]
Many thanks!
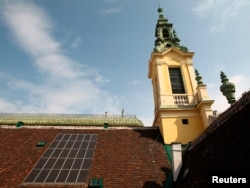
[{"left": 23, "top": 134, "right": 98, "bottom": 184}]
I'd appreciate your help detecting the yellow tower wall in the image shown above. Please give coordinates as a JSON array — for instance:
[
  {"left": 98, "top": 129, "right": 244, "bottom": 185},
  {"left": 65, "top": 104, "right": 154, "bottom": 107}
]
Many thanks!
[
  {"left": 156, "top": 110, "right": 203, "bottom": 144},
  {"left": 149, "top": 48, "right": 214, "bottom": 144},
  {"left": 151, "top": 50, "right": 196, "bottom": 97},
  {"left": 161, "top": 117, "right": 203, "bottom": 144}
]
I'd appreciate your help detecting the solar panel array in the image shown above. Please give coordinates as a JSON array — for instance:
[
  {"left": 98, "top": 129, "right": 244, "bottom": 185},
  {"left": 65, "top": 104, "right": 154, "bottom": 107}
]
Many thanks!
[{"left": 23, "top": 134, "right": 98, "bottom": 184}]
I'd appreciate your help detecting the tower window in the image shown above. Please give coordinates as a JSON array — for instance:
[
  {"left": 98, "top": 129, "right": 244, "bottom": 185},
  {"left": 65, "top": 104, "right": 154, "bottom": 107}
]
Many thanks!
[
  {"left": 169, "top": 68, "right": 185, "bottom": 94},
  {"left": 163, "top": 29, "right": 169, "bottom": 38},
  {"left": 182, "top": 119, "right": 189, "bottom": 124},
  {"left": 166, "top": 43, "right": 172, "bottom": 48}
]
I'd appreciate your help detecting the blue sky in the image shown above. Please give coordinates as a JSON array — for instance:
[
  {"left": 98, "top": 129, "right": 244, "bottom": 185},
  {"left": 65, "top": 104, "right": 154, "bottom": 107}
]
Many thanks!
[{"left": 0, "top": 0, "right": 249, "bottom": 126}]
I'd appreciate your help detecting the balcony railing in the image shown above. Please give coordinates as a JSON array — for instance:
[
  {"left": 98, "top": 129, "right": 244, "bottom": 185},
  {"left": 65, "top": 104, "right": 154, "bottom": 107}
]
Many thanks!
[
  {"left": 174, "top": 95, "right": 189, "bottom": 105},
  {"left": 158, "top": 94, "right": 198, "bottom": 106}
]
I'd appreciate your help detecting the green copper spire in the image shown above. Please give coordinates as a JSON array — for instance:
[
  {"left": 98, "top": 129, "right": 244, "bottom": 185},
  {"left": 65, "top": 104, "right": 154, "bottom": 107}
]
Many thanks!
[
  {"left": 220, "top": 71, "right": 236, "bottom": 105},
  {"left": 153, "top": 7, "right": 188, "bottom": 53},
  {"left": 195, "top": 69, "right": 204, "bottom": 85}
]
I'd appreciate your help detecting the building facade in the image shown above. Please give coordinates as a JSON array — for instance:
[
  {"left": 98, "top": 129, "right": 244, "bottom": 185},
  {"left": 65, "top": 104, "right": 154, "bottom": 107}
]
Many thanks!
[{"left": 148, "top": 8, "right": 214, "bottom": 144}]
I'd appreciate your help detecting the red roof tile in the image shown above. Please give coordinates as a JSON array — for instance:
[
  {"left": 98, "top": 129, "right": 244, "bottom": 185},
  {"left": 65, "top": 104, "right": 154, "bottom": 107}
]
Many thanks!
[{"left": 0, "top": 127, "right": 170, "bottom": 188}]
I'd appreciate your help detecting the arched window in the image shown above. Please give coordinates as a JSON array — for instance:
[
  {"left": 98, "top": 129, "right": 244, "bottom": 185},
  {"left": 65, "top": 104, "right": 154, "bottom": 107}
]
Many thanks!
[
  {"left": 166, "top": 43, "right": 172, "bottom": 48},
  {"left": 163, "top": 29, "right": 169, "bottom": 38},
  {"left": 169, "top": 68, "right": 185, "bottom": 94}
]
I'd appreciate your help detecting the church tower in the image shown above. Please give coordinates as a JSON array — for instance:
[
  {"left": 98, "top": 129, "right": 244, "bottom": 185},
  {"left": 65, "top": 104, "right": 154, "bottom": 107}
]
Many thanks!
[{"left": 148, "top": 7, "right": 214, "bottom": 144}]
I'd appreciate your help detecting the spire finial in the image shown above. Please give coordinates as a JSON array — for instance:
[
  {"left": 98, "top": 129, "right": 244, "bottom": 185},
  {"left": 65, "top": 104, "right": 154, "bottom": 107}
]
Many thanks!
[
  {"left": 195, "top": 69, "right": 204, "bottom": 85},
  {"left": 157, "top": 3, "right": 164, "bottom": 18},
  {"left": 158, "top": 7, "right": 163, "bottom": 12},
  {"left": 220, "top": 71, "right": 236, "bottom": 105}
]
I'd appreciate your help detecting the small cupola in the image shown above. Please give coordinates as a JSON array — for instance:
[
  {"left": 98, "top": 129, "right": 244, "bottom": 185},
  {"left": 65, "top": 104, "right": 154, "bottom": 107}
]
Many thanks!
[{"left": 154, "top": 7, "right": 188, "bottom": 53}]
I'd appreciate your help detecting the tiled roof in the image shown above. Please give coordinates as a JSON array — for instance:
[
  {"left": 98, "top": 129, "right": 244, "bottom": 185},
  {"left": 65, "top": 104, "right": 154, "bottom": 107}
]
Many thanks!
[
  {"left": 175, "top": 90, "right": 250, "bottom": 187},
  {"left": 0, "top": 113, "right": 144, "bottom": 127},
  {"left": 0, "top": 126, "right": 170, "bottom": 188}
]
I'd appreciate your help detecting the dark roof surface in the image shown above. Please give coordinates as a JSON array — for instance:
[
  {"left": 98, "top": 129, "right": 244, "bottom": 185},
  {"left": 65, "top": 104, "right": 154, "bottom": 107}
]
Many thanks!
[
  {"left": 0, "top": 127, "right": 170, "bottom": 188},
  {"left": 175, "top": 90, "right": 250, "bottom": 187}
]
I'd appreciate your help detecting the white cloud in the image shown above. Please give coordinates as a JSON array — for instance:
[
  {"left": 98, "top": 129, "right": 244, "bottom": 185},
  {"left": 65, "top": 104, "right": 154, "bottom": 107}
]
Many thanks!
[
  {"left": 70, "top": 36, "right": 82, "bottom": 49},
  {"left": 35, "top": 54, "right": 84, "bottom": 79},
  {"left": 192, "top": 0, "right": 215, "bottom": 17},
  {"left": 138, "top": 116, "right": 153, "bottom": 127},
  {"left": 193, "top": 0, "right": 250, "bottom": 32},
  {"left": 3, "top": 74, "right": 119, "bottom": 114},
  {"left": 0, "top": 0, "right": 121, "bottom": 114},
  {"left": 2, "top": 0, "right": 59, "bottom": 57},
  {"left": 230, "top": 75, "right": 247, "bottom": 85},
  {"left": 230, "top": 75, "right": 249, "bottom": 99},
  {"left": 103, "top": 0, "right": 119, "bottom": 3},
  {"left": 0, "top": 98, "right": 17, "bottom": 112},
  {"left": 100, "top": 7, "right": 122, "bottom": 15},
  {"left": 94, "top": 73, "right": 110, "bottom": 84},
  {"left": 130, "top": 80, "right": 140, "bottom": 85}
]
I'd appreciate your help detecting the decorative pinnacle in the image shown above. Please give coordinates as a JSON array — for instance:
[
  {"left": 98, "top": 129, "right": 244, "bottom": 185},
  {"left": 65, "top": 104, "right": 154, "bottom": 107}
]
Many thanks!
[
  {"left": 195, "top": 69, "right": 204, "bottom": 85},
  {"left": 220, "top": 71, "right": 229, "bottom": 83},
  {"left": 220, "top": 71, "right": 236, "bottom": 105},
  {"left": 157, "top": 2, "right": 163, "bottom": 13},
  {"left": 157, "top": 5, "right": 164, "bottom": 19},
  {"left": 158, "top": 7, "right": 163, "bottom": 13}
]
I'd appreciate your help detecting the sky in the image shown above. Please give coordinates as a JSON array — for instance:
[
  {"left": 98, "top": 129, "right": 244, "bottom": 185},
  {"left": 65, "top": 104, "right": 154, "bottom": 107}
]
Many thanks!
[{"left": 0, "top": 0, "right": 249, "bottom": 126}]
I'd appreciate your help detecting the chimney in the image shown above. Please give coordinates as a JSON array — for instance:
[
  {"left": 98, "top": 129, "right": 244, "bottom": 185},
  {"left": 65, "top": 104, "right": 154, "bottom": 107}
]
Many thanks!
[{"left": 171, "top": 142, "right": 182, "bottom": 182}]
